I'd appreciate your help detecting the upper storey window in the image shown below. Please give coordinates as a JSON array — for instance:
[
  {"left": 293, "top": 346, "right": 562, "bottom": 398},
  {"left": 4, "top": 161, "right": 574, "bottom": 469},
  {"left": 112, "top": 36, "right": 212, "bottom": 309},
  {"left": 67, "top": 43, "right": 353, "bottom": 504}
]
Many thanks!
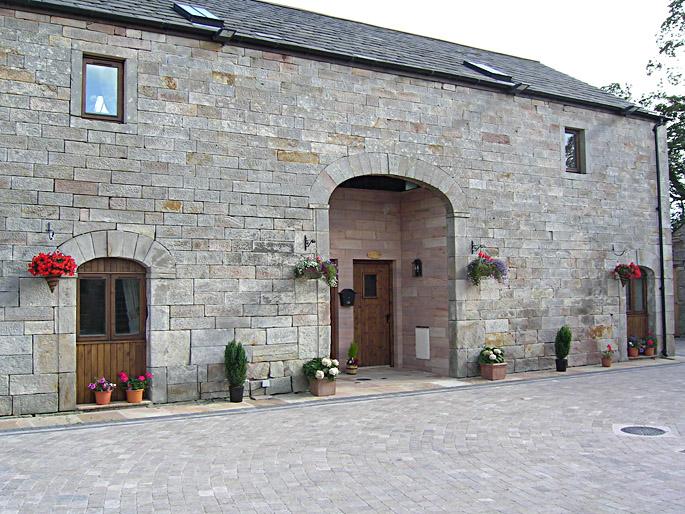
[
  {"left": 564, "top": 128, "right": 585, "bottom": 173},
  {"left": 82, "top": 56, "right": 124, "bottom": 122}
]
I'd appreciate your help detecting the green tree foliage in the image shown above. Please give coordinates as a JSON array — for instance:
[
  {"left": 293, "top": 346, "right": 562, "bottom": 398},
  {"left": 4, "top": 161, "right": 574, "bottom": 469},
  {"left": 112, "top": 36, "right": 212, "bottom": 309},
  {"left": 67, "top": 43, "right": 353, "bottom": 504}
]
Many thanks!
[
  {"left": 602, "top": 0, "right": 685, "bottom": 227},
  {"left": 554, "top": 326, "right": 572, "bottom": 360},
  {"left": 224, "top": 340, "right": 248, "bottom": 386}
]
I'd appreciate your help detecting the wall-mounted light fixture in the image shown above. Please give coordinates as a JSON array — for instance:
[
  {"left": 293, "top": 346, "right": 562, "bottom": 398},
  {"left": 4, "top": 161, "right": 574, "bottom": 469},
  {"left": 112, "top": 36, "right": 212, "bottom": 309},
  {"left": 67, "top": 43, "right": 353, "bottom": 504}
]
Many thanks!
[
  {"left": 412, "top": 259, "right": 422, "bottom": 277},
  {"left": 46, "top": 222, "right": 55, "bottom": 241}
]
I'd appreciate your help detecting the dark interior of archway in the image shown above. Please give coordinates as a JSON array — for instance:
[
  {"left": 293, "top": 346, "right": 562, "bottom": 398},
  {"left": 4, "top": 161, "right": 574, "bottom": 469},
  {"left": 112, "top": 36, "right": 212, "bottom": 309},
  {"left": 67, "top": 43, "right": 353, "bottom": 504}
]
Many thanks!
[{"left": 339, "top": 176, "right": 420, "bottom": 192}]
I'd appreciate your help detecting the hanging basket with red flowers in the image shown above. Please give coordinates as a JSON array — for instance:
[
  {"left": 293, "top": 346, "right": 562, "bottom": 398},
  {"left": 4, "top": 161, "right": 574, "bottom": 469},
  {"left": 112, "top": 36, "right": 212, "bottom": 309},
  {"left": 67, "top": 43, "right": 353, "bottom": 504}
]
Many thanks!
[
  {"left": 28, "top": 250, "right": 77, "bottom": 292},
  {"left": 612, "top": 262, "right": 641, "bottom": 287}
]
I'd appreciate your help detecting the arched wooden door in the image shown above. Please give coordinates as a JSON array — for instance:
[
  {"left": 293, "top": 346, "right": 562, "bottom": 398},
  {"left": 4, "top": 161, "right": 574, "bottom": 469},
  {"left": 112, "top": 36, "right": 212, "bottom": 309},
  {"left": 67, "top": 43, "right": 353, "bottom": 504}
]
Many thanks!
[
  {"left": 76, "top": 258, "right": 147, "bottom": 404},
  {"left": 626, "top": 271, "right": 648, "bottom": 339}
]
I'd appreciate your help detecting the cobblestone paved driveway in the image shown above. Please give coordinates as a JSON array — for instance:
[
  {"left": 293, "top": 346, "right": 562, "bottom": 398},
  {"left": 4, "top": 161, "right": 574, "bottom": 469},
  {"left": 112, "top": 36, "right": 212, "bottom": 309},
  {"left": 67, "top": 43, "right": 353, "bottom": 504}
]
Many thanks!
[{"left": 1, "top": 365, "right": 684, "bottom": 513}]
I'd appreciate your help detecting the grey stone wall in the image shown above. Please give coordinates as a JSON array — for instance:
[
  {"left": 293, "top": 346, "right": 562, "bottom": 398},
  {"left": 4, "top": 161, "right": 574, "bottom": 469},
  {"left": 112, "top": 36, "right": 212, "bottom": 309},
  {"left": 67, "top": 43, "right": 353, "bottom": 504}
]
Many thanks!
[{"left": 0, "top": 7, "right": 674, "bottom": 415}]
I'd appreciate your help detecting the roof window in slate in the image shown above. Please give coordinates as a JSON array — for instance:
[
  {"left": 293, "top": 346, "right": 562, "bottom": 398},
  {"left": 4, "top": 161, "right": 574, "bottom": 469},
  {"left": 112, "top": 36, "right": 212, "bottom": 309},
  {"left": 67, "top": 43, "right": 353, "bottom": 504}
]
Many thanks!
[
  {"left": 173, "top": 2, "right": 223, "bottom": 27},
  {"left": 463, "top": 60, "right": 512, "bottom": 82}
]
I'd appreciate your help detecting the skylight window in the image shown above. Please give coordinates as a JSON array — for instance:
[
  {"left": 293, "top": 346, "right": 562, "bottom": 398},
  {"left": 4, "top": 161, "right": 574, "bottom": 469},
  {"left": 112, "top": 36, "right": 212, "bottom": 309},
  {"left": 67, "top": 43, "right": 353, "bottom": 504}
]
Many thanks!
[
  {"left": 173, "top": 2, "right": 223, "bottom": 27},
  {"left": 463, "top": 60, "right": 512, "bottom": 82}
]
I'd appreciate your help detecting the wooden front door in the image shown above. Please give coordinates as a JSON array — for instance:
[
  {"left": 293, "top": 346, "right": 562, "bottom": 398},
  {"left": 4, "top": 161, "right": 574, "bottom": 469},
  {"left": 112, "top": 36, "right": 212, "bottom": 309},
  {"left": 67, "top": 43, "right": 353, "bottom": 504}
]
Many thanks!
[
  {"left": 330, "top": 259, "right": 339, "bottom": 361},
  {"left": 626, "top": 273, "right": 648, "bottom": 339},
  {"left": 353, "top": 261, "right": 393, "bottom": 366},
  {"left": 76, "top": 258, "right": 147, "bottom": 404}
]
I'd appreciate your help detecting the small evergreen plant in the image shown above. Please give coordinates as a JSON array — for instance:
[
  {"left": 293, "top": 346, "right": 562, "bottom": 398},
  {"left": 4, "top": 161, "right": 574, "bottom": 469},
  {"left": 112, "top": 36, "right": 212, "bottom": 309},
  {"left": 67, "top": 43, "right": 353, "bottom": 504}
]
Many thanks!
[
  {"left": 347, "top": 341, "right": 360, "bottom": 366},
  {"left": 554, "top": 326, "right": 572, "bottom": 360},
  {"left": 224, "top": 340, "right": 248, "bottom": 387}
]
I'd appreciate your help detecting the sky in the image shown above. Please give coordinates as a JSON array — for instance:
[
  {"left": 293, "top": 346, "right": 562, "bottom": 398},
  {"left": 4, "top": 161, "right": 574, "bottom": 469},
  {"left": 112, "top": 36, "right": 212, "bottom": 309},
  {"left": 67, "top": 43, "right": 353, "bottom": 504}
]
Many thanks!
[{"left": 267, "top": 0, "right": 675, "bottom": 97}]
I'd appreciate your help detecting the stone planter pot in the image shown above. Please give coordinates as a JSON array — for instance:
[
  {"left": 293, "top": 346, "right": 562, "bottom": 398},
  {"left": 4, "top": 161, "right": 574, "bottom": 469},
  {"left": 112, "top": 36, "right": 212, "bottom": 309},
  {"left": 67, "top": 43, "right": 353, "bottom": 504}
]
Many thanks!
[
  {"left": 644, "top": 347, "right": 656, "bottom": 357},
  {"left": 95, "top": 391, "right": 112, "bottom": 405},
  {"left": 480, "top": 363, "right": 507, "bottom": 381},
  {"left": 628, "top": 347, "right": 639, "bottom": 359},
  {"left": 601, "top": 356, "right": 612, "bottom": 367},
  {"left": 126, "top": 389, "right": 144, "bottom": 403},
  {"left": 309, "top": 378, "right": 336, "bottom": 396}
]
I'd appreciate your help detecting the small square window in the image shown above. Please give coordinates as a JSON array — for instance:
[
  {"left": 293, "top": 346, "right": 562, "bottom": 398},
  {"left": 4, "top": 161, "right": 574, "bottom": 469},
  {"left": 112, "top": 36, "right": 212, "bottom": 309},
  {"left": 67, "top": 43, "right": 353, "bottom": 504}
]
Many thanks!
[
  {"left": 363, "top": 274, "right": 377, "bottom": 298},
  {"left": 82, "top": 56, "right": 124, "bottom": 122},
  {"left": 564, "top": 128, "right": 585, "bottom": 173}
]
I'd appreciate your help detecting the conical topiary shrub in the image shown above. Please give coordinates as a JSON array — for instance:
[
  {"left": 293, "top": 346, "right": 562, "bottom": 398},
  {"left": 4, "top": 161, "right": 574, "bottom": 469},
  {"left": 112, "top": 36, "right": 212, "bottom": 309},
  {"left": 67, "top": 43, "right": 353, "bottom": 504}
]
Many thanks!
[{"left": 554, "top": 326, "right": 572, "bottom": 371}]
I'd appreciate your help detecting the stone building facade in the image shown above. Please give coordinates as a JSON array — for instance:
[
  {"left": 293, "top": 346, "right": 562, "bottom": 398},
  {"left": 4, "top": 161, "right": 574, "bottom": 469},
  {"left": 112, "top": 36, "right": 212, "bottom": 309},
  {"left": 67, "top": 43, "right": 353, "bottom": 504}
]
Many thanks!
[{"left": 0, "top": 0, "right": 674, "bottom": 416}]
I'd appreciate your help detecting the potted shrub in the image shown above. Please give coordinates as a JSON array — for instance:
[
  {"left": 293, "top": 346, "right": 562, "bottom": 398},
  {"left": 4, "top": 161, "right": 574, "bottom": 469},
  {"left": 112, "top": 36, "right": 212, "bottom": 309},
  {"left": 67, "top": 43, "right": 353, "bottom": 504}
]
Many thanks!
[
  {"left": 627, "top": 336, "right": 640, "bottom": 359},
  {"left": 467, "top": 251, "right": 508, "bottom": 286},
  {"left": 554, "top": 325, "right": 572, "bottom": 372},
  {"left": 118, "top": 370, "right": 152, "bottom": 403},
  {"left": 303, "top": 357, "right": 340, "bottom": 396},
  {"left": 346, "top": 341, "right": 359, "bottom": 375},
  {"left": 27, "top": 250, "right": 77, "bottom": 292},
  {"left": 612, "top": 262, "right": 641, "bottom": 286},
  {"left": 295, "top": 256, "right": 338, "bottom": 287},
  {"left": 644, "top": 335, "right": 657, "bottom": 357},
  {"left": 601, "top": 344, "right": 614, "bottom": 367},
  {"left": 88, "top": 377, "right": 116, "bottom": 405},
  {"left": 225, "top": 340, "right": 248, "bottom": 402},
  {"left": 479, "top": 345, "right": 506, "bottom": 380}
]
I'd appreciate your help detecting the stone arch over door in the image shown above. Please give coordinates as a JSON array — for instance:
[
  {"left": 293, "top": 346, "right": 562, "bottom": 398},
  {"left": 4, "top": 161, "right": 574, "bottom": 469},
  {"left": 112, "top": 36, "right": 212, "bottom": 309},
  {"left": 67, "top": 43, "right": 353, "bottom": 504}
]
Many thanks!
[
  {"left": 308, "top": 153, "right": 470, "bottom": 377},
  {"left": 55, "top": 230, "right": 176, "bottom": 409}
]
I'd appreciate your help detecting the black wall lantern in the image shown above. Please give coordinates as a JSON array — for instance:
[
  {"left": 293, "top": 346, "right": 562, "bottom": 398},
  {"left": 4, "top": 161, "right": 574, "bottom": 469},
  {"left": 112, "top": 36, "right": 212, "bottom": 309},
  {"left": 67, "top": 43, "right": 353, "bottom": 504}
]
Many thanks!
[
  {"left": 338, "top": 288, "right": 356, "bottom": 306},
  {"left": 412, "top": 259, "right": 422, "bottom": 277}
]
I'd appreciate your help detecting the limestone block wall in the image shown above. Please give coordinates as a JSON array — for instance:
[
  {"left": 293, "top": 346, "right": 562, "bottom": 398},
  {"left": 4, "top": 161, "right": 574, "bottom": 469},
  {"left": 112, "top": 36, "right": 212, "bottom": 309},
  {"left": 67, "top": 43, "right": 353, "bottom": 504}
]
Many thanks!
[{"left": 0, "top": 7, "right": 674, "bottom": 415}]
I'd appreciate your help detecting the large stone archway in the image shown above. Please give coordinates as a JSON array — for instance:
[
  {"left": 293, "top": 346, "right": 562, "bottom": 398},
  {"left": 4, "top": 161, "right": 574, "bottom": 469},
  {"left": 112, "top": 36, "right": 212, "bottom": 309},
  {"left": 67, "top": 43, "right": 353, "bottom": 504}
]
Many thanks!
[{"left": 308, "top": 153, "right": 470, "bottom": 377}]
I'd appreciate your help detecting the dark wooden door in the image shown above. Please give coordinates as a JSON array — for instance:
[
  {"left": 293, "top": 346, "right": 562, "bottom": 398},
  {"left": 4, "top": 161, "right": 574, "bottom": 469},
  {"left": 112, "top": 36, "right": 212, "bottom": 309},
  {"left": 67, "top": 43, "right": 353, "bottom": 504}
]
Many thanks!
[
  {"left": 76, "top": 258, "right": 147, "bottom": 404},
  {"left": 330, "top": 259, "right": 339, "bottom": 361},
  {"left": 353, "top": 261, "right": 393, "bottom": 366},
  {"left": 626, "top": 274, "right": 648, "bottom": 339}
]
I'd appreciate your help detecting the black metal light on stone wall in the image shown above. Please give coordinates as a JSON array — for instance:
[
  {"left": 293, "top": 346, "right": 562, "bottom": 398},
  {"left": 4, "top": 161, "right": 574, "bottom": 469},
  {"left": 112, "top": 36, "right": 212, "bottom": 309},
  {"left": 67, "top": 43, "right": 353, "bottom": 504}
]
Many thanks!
[{"left": 412, "top": 259, "right": 422, "bottom": 277}]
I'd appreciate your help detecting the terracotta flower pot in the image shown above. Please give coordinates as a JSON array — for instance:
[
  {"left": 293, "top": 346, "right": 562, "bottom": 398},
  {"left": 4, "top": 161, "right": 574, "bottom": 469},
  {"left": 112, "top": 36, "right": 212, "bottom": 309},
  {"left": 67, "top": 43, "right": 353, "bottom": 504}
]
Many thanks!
[
  {"left": 309, "top": 378, "right": 336, "bottom": 396},
  {"left": 628, "top": 347, "right": 639, "bottom": 359},
  {"left": 95, "top": 390, "right": 112, "bottom": 405},
  {"left": 601, "top": 356, "right": 612, "bottom": 367},
  {"left": 45, "top": 276, "right": 59, "bottom": 292},
  {"left": 644, "top": 347, "right": 656, "bottom": 357},
  {"left": 126, "top": 389, "right": 144, "bottom": 403},
  {"left": 480, "top": 363, "right": 507, "bottom": 381}
]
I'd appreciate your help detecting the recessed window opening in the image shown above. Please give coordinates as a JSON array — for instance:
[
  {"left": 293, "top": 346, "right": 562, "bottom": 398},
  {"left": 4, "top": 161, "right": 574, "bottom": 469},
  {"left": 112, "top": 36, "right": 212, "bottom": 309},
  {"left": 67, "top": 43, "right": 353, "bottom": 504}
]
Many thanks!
[
  {"left": 564, "top": 128, "right": 585, "bottom": 173},
  {"left": 173, "top": 2, "right": 223, "bottom": 27},
  {"left": 463, "top": 60, "right": 512, "bottom": 82},
  {"left": 82, "top": 56, "right": 124, "bottom": 122}
]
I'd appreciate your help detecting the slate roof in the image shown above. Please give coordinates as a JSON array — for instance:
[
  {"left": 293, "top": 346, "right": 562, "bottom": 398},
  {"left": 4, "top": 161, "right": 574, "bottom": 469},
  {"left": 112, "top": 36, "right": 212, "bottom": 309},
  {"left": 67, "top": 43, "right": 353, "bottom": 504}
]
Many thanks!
[{"left": 9, "top": 0, "right": 653, "bottom": 118}]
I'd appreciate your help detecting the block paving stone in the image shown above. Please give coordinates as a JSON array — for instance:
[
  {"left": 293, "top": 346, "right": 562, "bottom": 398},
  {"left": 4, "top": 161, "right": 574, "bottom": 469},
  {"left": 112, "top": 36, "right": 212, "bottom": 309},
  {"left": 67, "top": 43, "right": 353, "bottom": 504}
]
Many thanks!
[{"left": 0, "top": 364, "right": 683, "bottom": 513}]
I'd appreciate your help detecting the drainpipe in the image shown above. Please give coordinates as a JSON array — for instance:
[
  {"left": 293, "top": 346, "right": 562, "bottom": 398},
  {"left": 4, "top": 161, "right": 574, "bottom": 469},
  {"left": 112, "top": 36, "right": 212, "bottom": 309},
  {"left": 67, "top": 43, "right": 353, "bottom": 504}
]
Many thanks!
[{"left": 653, "top": 119, "right": 669, "bottom": 357}]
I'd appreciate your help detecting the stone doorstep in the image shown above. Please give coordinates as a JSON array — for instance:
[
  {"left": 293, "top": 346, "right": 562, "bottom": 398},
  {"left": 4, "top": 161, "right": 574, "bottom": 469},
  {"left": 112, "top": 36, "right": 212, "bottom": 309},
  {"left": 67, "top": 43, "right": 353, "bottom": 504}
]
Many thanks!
[{"left": 76, "top": 400, "right": 153, "bottom": 412}]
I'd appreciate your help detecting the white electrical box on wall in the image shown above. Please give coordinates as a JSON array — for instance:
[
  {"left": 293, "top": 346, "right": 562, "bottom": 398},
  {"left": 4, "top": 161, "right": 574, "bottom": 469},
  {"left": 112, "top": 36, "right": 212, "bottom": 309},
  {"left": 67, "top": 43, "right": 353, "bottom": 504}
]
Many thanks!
[{"left": 416, "top": 327, "right": 430, "bottom": 360}]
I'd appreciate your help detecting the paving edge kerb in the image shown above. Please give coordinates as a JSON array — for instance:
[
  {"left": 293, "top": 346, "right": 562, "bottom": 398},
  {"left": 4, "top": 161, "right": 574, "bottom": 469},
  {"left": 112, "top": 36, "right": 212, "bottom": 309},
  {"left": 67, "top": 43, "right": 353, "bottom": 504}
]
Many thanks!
[{"left": 1, "top": 360, "right": 682, "bottom": 437}]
